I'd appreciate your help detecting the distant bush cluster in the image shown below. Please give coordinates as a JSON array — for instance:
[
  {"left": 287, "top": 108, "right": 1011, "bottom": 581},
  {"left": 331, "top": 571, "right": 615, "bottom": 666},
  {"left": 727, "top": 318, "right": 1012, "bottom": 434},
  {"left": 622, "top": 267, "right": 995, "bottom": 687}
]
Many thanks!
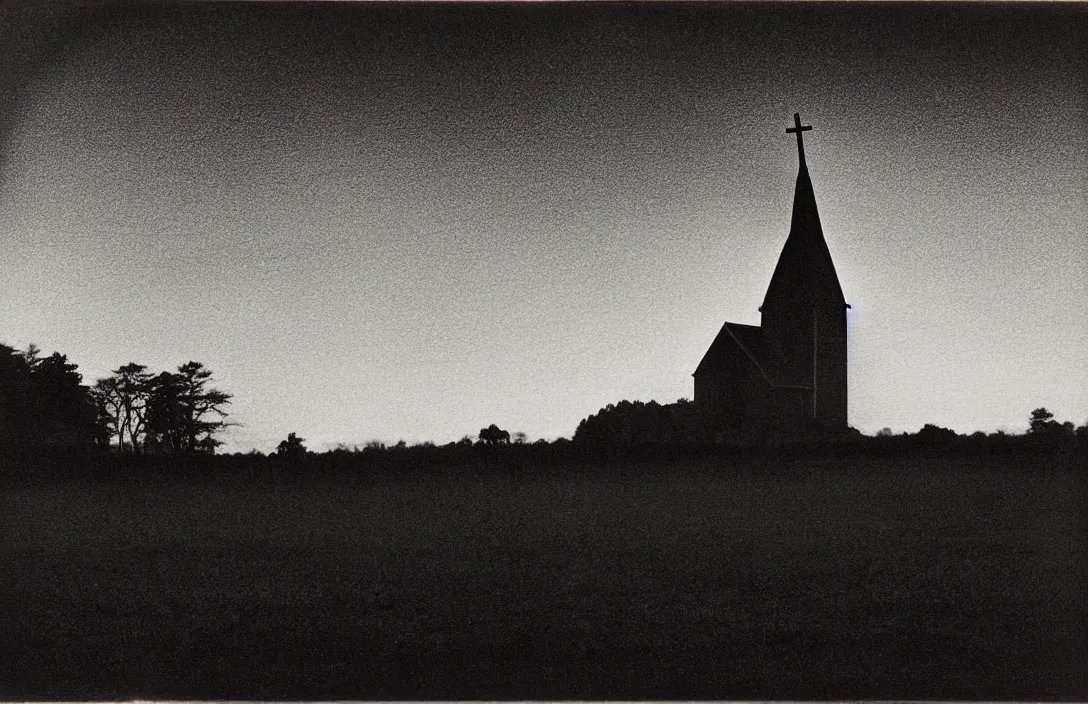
[
  {"left": 574, "top": 398, "right": 707, "bottom": 446},
  {"left": 569, "top": 399, "right": 1087, "bottom": 457},
  {"left": 870, "top": 408, "right": 1087, "bottom": 450},
  {"left": 260, "top": 403, "right": 1085, "bottom": 475}
]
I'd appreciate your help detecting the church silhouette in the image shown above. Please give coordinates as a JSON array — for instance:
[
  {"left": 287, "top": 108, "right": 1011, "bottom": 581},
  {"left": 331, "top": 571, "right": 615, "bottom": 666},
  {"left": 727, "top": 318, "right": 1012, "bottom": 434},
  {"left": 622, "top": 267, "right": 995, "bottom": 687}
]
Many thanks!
[{"left": 694, "top": 114, "right": 849, "bottom": 437}]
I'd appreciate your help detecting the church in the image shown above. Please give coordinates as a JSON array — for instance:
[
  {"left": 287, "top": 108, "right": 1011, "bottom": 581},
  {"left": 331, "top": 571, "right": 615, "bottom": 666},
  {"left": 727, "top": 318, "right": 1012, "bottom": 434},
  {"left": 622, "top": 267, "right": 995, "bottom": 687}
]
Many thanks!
[{"left": 693, "top": 114, "right": 849, "bottom": 437}]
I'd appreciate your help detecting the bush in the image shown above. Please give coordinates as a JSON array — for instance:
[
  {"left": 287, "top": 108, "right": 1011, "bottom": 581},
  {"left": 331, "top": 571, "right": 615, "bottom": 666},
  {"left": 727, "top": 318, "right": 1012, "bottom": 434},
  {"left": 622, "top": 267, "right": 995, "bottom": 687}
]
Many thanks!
[
  {"left": 914, "top": 424, "right": 958, "bottom": 444},
  {"left": 276, "top": 432, "right": 307, "bottom": 460},
  {"left": 479, "top": 424, "right": 510, "bottom": 445}
]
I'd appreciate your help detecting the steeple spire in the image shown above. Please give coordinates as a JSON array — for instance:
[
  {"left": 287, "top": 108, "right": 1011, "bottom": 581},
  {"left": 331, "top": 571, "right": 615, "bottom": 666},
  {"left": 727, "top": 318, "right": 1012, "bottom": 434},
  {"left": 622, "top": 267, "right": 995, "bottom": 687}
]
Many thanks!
[
  {"left": 786, "top": 112, "right": 812, "bottom": 169},
  {"left": 761, "top": 112, "right": 845, "bottom": 312}
]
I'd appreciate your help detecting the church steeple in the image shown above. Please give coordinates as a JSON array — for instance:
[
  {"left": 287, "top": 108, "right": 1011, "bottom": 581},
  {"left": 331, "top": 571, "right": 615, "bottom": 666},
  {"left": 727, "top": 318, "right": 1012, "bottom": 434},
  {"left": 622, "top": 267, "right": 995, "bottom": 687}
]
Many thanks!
[
  {"left": 758, "top": 113, "right": 849, "bottom": 428},
  {"left": 761, "top": 113, "right": 845, "bottom": 311}
]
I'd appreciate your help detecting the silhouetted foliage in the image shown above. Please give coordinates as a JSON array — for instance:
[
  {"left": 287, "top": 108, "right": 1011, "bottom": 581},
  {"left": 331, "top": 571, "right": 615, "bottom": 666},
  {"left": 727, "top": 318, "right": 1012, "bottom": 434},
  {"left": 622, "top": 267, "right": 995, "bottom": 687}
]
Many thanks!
[
  {"left": 0, "top": 343, "right": 103, "bottom": 453},
  {"left": 154, "top": 362, "right": 232, "bottom": 453},
  {"left": 3, "top": 336, "right": 1082, "bottom": 477},
  {"left": 276, "top": 432, "right": 307, "bottom": 459},
  {"left": 145, "top": 372, "right": 187, "bottom": 453},
  {"left": 914, "top": 423, "right": 958, "bottom": 444},
  {"left": 91, "top": 361, "right": 233, "bottom": 455},
  {"left": 1076, "top": 422, "right": 1088, "bottom": 448},
  {"left": 1026, "top": 407, "right": 1073, "bottom": 445},
  {"left": 1029, "top": 407, "right": 1056, "bottom": 434},
  {"left": 93, "top": 363, "right": 154, "bottom": 453},
  {"left": 574, "top": 398, "right": 709, "bottom": 446},
  {"left": 479, "top": 424, "right": 511, "bottom": 445}
]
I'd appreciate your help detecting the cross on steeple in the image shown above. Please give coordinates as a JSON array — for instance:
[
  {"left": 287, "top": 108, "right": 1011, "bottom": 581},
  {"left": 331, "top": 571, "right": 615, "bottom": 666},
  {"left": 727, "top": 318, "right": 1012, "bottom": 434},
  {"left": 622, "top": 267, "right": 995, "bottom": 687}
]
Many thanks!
[{"left": 786, "top": 112, "right": 812, "bottom": 166}]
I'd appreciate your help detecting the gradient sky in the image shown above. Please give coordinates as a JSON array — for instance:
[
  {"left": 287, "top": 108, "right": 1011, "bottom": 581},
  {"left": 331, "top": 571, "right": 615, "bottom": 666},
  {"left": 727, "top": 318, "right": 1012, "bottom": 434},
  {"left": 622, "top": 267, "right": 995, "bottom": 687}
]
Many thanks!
[{"left": 1, "top": 2, "right": 1085, "bottom": 452}]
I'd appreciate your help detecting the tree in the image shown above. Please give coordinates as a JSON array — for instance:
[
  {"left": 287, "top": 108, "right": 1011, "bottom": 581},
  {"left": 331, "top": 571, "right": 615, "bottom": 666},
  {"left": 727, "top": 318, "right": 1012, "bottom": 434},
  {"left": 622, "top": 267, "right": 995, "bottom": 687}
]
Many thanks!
[
  {"left": 144, "top": 372, "right": 187, "bottom": 453},
  {"left": 28, "top": 352, "right": 101, "bottom": 449},
  {"left": 1028, "top": 407, "right": 1057, "bottom": 435},
  {"left": 93, "top": 363, "right": 153, "bottom": 452},
  {"left": 20, "top": 343, "right": 42, "bottom": 369},
  {"left": 0, "top": 344, "right": 113, "bottom": 453},
  {"left": 276, "top": 432, "right": 307, "bottom": 459},
  {"left": 1, "top": 345, "right": 29, "bottom": 437},
  {"left": 175, "top": 361, "right": 232, "bottom": 452},
  {"left": 0, "top": 344, "right": 34, "bottom": 448},
  {"left": 513, "top": 431, "right": 528, "bottom": 444},
  {"left": 89, "top": 390, "right": 115, "bottom": 449},
  {"left": 142, "top": 362, "right": 232, "bottom": 454},
  {"left": 479, "top": 424, "right": 511, "bottom": 445},
  {"left": 1027, "top": 407, "right": 1072, "bottom": 443},
  {"left": 90, "top": 377, "right": 123, "bottom": 450},
  {"left": 914, "top": 424, "right": 958, "bottom": 444}
]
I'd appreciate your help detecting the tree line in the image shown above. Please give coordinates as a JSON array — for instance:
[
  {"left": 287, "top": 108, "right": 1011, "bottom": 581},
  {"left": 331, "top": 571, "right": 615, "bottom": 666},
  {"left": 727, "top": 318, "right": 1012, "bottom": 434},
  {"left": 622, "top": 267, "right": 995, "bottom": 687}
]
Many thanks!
[
  {"left": 3, "top": 340, "right": 1085, "bottom": 463},
  {"left": 0, "top": 343, "right": 231, "bottom": 455}
]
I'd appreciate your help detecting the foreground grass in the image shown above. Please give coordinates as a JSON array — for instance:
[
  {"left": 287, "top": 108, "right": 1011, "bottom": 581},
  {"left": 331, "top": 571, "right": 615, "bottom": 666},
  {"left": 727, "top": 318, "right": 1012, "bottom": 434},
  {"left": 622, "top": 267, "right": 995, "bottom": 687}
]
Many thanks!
[{"left": 2, "top": 453, "right": 1085, "bottom": 699}]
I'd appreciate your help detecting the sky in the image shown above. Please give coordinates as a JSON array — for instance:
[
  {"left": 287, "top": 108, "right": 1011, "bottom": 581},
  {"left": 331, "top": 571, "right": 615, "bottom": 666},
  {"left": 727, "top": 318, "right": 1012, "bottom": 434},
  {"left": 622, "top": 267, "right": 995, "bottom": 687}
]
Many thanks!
[{"left": 1, "top": 1, "right": 1085, "bottom": 452}]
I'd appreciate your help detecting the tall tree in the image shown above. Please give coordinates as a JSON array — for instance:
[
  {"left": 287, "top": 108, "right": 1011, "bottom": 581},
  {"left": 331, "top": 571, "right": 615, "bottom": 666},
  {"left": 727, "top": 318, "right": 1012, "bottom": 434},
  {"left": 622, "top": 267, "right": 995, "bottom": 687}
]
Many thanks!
[
  {"left": 0, "top": 344, "right": 33, "bottom": 448},
  {"left": 1028, "top": 407, "right": 1057, "bottom": 435},
  {"left": 96, "top": 361, "right": 231, "bottom": 454},
  {"left": 29, "top": 352, "right": 101, "bottom": 449},
  {"left": 1, "top": 343, "right": 103, "bottom": 452},
  {"left": 93, "top": 363, "right": 153, "bottom": 452},
  {"left": 144, "top": 371, "right": 187, "bottom": 453},
  {"left": 20, "top": 343, "right": 42, "bottom": 369},
  {"left": 91, "top": 377, "right": 123, "bottom": 450},
  {"left": 175, "top": 361, "right": 232, "bottom": 453}
]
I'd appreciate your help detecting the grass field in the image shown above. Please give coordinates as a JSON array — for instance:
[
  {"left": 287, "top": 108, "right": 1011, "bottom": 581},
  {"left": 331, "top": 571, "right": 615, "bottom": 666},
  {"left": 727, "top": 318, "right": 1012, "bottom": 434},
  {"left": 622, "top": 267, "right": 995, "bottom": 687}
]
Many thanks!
[{"left": 3, "top": 453, "right": 1085, "bottom": 699}]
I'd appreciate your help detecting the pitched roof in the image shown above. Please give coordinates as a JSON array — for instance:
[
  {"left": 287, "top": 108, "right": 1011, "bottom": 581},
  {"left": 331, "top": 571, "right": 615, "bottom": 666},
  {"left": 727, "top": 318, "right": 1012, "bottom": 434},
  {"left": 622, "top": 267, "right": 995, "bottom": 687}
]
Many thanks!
[
  {"left": 693, "top": 321, "right": 775, "bottom": 382},
  {"left": 694, "top": 321, "right": 812, "bottom": 390},
  {"left": 761, "top": 162, "right": 846, "bottom": 310}
]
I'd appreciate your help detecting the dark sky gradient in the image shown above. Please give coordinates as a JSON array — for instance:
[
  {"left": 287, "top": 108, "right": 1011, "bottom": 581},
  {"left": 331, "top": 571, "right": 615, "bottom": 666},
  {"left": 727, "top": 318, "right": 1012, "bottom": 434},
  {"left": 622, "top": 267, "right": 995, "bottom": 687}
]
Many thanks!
[{"left": 1, "top": 2, "right": 1085, "bottom": 451}]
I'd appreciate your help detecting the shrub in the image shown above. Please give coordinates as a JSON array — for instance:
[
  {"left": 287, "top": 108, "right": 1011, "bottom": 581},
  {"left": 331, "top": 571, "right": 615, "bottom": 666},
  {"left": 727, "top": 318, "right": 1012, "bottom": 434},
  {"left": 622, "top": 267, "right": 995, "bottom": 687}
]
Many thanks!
[{"left": 276, "top": 432, "right": 307, "bottom": 460}]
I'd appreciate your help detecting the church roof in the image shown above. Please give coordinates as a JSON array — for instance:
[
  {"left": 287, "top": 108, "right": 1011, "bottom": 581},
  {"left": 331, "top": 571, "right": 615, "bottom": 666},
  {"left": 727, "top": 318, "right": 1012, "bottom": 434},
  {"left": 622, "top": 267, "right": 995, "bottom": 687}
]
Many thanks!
[
  {"left": 760, "top": 150, "right": 846, "bottom": 310},
  {"left": 696, "top": 319, "right": 818, "bottom": 391},
  {"left": 693, "top": 322, "right": 774, "bottom": 383},
  {"left": 694, "top": 320, "right": 814, "bottom": 389}
]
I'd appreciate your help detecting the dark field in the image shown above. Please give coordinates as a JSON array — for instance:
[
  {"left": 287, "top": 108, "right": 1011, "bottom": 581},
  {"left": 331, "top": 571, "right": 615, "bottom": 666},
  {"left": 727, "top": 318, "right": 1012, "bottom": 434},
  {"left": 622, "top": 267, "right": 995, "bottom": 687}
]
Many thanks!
[{"left": 3, "top": 454, "right": 1086, "bottom": 700}]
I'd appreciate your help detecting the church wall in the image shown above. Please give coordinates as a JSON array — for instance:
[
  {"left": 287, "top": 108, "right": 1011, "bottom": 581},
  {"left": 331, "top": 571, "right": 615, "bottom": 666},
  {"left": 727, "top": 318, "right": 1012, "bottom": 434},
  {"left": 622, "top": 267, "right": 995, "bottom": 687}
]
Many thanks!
[
  {"left": 697, "top": 360, "right": 811, "bottom": 439},
  {"left": 814, "top": 306, "right": 848, "bottom": 429},
  {"left": 695, "top": 371, "right": 741, "bottom": 431},
  {"left": 760, "top": 304, "right": 814, "bottom": 387},
  {"left": 762, "top": 302, "right": 848, "bottom": 430},
  {"left": 694, "top": 342, "right": 750, "bottom": 426},
  {"left": 742, "top": 378, "right": 810, "bottom": 436}
]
